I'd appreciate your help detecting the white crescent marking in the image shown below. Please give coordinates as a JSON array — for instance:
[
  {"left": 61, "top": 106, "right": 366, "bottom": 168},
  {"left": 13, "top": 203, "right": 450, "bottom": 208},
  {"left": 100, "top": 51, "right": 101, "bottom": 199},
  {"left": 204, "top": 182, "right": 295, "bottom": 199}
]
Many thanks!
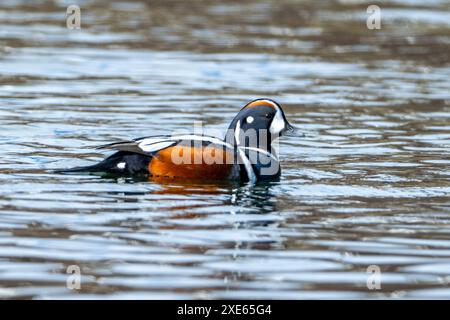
[{"left": 139, "top": 141, "right": 176, "bottom": 153}]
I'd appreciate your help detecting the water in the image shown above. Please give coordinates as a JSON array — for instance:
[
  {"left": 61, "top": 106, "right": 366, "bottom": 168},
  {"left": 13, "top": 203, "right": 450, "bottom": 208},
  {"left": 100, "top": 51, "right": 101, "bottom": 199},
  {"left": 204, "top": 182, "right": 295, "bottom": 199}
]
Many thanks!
[{"left": 0, "top": 0, "right": 450, "bottom": 299}]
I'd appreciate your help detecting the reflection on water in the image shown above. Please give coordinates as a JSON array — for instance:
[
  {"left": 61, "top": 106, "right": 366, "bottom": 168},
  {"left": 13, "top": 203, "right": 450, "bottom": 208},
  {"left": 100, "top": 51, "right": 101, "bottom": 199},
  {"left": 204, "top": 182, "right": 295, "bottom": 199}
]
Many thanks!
[{"left": 0, "top": 0, "right": 450, "bottom": 299}]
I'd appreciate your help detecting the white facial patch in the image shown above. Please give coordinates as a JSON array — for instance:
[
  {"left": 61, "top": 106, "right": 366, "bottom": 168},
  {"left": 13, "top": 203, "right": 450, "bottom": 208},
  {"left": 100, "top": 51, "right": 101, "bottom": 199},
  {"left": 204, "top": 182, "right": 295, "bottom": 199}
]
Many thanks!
[
  {"left": 269, "top": 108, "right": 285, "bottom": 134},
  {"left": 117, "top": 162, "right": 126, "bottom": 169},
  {"left": 246, "top": 116, "right": 254, "bottom": 124}
]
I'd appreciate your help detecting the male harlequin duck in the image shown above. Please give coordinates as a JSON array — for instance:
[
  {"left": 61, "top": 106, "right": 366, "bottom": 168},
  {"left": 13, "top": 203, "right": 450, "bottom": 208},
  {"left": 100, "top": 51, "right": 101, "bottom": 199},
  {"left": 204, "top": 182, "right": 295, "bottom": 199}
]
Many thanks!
[{"left": 58, "top": 99, "right": 294, "bottom": 183}]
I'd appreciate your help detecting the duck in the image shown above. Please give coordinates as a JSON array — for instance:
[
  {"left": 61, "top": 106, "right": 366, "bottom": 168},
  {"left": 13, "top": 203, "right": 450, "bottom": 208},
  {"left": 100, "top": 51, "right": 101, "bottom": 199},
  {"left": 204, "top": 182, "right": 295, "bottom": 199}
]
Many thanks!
[{"left": 57, "top": 99, "right": 294, "bottom": 183}]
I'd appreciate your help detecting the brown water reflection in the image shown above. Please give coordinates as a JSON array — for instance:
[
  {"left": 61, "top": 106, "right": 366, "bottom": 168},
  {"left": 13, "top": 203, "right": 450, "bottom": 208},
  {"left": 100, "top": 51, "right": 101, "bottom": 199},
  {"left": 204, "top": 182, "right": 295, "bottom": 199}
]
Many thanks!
[{"left": 0, "top": 0, "right": 450, "bottom": 299}]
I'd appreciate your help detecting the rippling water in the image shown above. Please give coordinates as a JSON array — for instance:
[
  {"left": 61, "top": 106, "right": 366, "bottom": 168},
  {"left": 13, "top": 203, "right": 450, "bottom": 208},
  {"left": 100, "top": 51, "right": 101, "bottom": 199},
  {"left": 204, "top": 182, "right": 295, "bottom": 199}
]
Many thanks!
[{"left": 1, "top": 0, "right": 450, "bottom": 299}]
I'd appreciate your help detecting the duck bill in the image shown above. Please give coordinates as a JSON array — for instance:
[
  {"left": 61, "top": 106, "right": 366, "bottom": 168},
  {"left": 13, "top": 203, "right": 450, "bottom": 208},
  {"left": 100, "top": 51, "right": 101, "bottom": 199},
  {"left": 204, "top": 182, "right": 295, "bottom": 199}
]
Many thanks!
[{"left": 281, "top": 122, "right": 297, "bottom": 137}]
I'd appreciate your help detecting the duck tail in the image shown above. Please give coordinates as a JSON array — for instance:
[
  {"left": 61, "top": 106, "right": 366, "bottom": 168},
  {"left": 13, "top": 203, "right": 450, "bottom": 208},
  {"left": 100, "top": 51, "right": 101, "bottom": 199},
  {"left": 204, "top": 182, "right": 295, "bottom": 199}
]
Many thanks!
[{"left": 53, "top": 164, "right": 100, "bottom": 174}]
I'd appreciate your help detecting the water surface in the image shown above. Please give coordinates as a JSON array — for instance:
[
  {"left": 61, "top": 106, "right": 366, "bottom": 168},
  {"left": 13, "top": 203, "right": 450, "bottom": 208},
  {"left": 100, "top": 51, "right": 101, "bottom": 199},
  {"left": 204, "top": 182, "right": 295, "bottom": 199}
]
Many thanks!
[{"left": 0, "top": 0, "right": 450, "bottom": 299}]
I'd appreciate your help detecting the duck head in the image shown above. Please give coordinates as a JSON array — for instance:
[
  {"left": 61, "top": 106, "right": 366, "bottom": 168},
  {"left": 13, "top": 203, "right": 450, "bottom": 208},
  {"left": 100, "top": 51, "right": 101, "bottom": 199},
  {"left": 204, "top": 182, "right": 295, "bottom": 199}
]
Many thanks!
[{"left": 226, "top": 99, "right": 294, "bottom": 181}]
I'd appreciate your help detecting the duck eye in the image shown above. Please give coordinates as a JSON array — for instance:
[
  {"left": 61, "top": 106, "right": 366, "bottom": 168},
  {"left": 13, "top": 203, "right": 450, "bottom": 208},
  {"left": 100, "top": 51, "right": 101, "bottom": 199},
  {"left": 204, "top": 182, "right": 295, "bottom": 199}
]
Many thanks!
[
  {"left": 265, "top": 113, "right": 272, "bottom": 119},
  {"left": 246, "top": 116, "right": 254, "bottom": 124}
]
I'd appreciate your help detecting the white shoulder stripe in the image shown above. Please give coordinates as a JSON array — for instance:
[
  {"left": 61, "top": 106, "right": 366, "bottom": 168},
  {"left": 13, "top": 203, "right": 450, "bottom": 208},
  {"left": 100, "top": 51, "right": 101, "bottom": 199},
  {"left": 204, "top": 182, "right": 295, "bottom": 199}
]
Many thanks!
[{"left": 139, "top": 141, "right": 176, "bottom": 153}]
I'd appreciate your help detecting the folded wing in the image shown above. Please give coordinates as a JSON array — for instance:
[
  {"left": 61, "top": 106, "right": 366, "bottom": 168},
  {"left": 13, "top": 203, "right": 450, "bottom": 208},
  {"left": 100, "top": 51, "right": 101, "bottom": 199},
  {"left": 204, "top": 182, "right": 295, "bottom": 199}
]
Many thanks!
[{"left": 97, "top": 135, "right": 234, "bottom": 156}]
